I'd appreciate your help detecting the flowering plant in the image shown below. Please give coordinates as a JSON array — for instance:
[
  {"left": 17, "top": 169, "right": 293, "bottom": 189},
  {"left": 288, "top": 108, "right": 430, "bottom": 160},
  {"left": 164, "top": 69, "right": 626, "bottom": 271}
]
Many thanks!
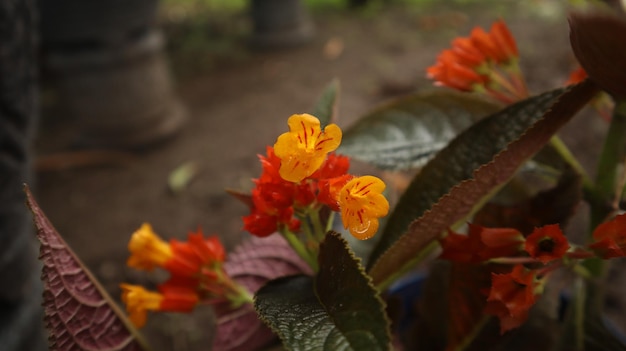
[{"left": 25, "top": 2, "right": 626, "bottom": 351}]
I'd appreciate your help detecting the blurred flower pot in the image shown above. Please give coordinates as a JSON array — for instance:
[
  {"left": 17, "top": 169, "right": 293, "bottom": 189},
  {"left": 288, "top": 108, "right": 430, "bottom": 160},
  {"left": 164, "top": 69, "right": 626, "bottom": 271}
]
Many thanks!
[
  {"left": 40, "top": 0, "right": 186, "bottom": 149},
  {"left": 249, "top": 0, "right": 315, "bottom": 48},
  {"left": 39, "top": 0, "right": 158, "bottom": 48},
  {"left": 44, "top": 30, "right": 186, "bottom": 149}
]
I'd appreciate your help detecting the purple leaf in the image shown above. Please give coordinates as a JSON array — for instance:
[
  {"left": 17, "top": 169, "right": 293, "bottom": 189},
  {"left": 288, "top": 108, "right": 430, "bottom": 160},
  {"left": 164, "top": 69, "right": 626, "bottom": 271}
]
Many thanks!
[
  {"left": 25, "top": 186, "right": 150, "bottom": 351},
  {"left": 212, "top": 234, "right": 313, "bottom": 351}
]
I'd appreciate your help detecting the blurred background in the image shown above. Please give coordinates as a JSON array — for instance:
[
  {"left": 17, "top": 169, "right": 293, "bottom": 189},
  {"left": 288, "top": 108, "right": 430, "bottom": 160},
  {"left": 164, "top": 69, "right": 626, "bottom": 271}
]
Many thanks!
[{"left": 23, "top": 0, "right": 609, "bottom": 349}]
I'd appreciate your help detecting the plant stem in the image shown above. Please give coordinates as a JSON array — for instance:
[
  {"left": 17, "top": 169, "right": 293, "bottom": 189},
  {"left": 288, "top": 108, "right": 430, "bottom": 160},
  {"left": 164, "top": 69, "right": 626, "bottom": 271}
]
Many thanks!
[
  {"left": 282, "top": 229, "right": 318, "bottom": 272},
  {"left": 309, "top": 208, "right": 326, "bottom": 241},
  {"left": 549, "top": 135, "right": 593, "bottom": 189},
  {"left": 593, "top": 100, "right": 626, "bottom": 226},
  {"left": 583, "top": 100, "right": 626, "bottom": 315}
]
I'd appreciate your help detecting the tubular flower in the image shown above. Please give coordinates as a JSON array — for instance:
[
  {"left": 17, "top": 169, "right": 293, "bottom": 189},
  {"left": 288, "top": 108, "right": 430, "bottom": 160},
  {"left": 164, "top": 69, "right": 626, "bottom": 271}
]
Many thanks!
[
  {"left": 426, "top": 19, "right": 528, "bottom": 103},
  {"left": 127, "top": 224, "right": 227, "bottom": 279},
  {"left": 127, "top": 223, "right": 173, "bottom": 271},
  {"left": 439, "top": 224, "right": 525, "bottom": 263},
  {"left": 120, "top": 284, "right": 198, "bottom": 328},
  {"left": 165, "top": 229, "right": 226, "bottom": 278},
  {"left": 524, "top": 224, "right": 570, "bottom": 264},
  {"left": 484, "top": 265, "right": 539, "bottom": 334},
  {"left": 589, "top": 213, "right": 626, "bottom": 258},
  {"left": 338, "top": 176, "right": 389, "bottom": 240},
  {"left": 274, "top": 114, "right": 342, "bottom": 183}
]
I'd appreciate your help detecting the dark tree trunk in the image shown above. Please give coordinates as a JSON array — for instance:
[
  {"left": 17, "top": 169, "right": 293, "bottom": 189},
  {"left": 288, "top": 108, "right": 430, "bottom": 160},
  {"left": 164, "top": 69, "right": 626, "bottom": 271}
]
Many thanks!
[{"left": 0, "top": 0, "right": 46, "bottom": 349}]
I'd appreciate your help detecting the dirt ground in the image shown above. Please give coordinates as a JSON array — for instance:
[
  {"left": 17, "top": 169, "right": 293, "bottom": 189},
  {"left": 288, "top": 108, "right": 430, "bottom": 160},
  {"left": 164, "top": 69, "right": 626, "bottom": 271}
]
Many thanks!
[{"left": 32, "top": 1, "right": 619, "bottom": 350}]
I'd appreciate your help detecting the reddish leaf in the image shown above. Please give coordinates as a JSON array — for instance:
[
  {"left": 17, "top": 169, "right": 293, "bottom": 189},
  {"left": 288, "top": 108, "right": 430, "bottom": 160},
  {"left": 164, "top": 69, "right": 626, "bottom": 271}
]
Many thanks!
[
  {"left": 25, "top": 187, "right": 150, "bottom": 351},
  {"left": 570, "top": 10, "right": 626, "bottom": 99},
  {"left": 212, "top": 234, "right": 313, "bottom": 351},
  {"left": 473, "top": 168, "right": 582, "bottom": 234}
]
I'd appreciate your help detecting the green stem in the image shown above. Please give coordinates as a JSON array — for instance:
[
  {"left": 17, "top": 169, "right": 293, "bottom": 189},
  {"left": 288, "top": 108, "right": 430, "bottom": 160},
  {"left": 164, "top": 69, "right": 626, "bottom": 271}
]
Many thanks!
[
  {"left": 593, "top": 100, "right": 626, "bottom": 224},
  {"left": 549, "top": 135, "right": 594, "bottom": 189},
  {"left": 583, "top": 100, "right": 626, "bottom": 314},
  {"left": 325, "top": 211, "right": 336, "bottom": 233},
  {"left": 282, "top": 229, "right": 318, "bottom": 272},
  {"left": 309, "top": 208, "right": 326, "bottom": 241}
]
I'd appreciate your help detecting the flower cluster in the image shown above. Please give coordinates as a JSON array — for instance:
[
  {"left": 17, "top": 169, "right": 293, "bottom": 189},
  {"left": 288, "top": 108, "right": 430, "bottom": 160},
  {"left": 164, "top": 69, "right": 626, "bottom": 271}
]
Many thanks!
[
  {"left": 244, "top": 114, "right": 390, "bottom": 242},
  {"left": 426, "top": 19, "right": 528, "bottom": 103},
  {"left": 120, "top": 223, "right": 251, "bottom": 327},
  {"left": 438, "top": 216, "right": 626, "bottom": 333}
]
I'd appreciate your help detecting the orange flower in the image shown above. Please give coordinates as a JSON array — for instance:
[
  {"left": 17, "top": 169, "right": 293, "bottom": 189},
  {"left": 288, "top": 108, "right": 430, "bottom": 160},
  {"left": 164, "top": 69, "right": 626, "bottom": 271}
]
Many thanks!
[
  {"left": 166, "top": 230, "right": 226, "bottom": 278},
  {"left": 338, "top": 176, "right": 389, "bottom": 240},
  {"left": 127, "top": 223, "right": 173, "bottom": 271},
  {"left": 566, "top": 66, "right": 587, "bottom": 85},
  {"left": 487, "top": 19, "right": 518, "bottom": 62},
  {"left": 524, "top": 224, "right": 570, "bottom": 264},
  {"left": 127, "top": 224, "right": 227, "bottom": 280},
  {"left": 589, "top": 213, "right": 626, "bottom": 258},
  {"left": 426, "top": 55, "right": 486, "bottom": 91},
  {"left": 120, "top": 284, "right": 198, "bottom": 328},
  {"left": 274, "top": 114, "right": 342, "bottom": 183},
  {"left": 426, "top": 19, "right": 527, "bottom": 103},
  {"left": 318, "top": 174, "right": 353, "bottom": 211},
  {"left": 484, "top": 265, "right": 538, "bottom": 334},
  {"left": 439, "top": 224, "right": 524, "bottom": 263}
]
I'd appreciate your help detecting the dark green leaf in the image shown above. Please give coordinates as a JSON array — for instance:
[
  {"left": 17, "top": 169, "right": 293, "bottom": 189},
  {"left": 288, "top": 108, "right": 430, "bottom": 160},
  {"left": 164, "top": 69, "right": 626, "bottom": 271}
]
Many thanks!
[
  {"left": 311, "top": 79, "right": 340, "bottom": 128},
  {"left": 338, "top": 90, "right": 502, "bottom": 170},
  {"left": 367, "top": 81, "right": 599, "bottom": 287},
  {"left": 255, "top": 232, "right": 391, "bottom": 351}
]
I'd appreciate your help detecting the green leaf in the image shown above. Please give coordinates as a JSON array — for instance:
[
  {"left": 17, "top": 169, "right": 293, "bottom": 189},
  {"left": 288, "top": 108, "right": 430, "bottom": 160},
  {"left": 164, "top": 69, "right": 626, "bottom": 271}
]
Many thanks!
[
  {"left": 367, "top": 81, "right": 599, "bottom": 287},
  {"left": 338, "top": 90, "right": 502, "bottom": 170},
  {"left": 311, "top": 79, "right": 340, "bottom": 128},
  {"left": 24, "top": 186, "right": 151, "bottom": 351},
  {"left": 255, "top": 232, "right": 391, "bottom": 351},
  {"left": 168, "top": 161, "right": 198, "bottom": 194}
]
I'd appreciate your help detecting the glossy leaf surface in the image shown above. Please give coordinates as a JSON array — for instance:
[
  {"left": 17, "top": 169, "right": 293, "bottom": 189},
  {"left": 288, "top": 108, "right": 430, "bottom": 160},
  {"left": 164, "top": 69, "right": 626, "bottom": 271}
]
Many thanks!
[{"left": 338, "top": 90, "right": 501, "bottom": 170}]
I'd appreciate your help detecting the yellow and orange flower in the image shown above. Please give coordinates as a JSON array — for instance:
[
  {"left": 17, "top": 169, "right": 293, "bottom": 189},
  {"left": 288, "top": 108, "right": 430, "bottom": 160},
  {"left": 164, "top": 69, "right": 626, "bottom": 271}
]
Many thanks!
[
  {"left": 120, "top": 284, "right": 198, "bottom": 328},
  {"left": 127, "top": 223, "right": 226, "bottom": 278},
  {"left": 126, "top": 223, "right": 173, "bottom": 271},
  {"left": 338, "top": 176, "right": 389, "bottom": 240},
  {"left": 274, "top": 114, "right": 342, "bottom": 183}
]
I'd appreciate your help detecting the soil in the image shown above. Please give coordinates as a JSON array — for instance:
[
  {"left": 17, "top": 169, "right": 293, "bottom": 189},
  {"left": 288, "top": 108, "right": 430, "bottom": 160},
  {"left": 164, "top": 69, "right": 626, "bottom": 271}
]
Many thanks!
[{"left": 32, "top": 2, "right": 619, "bottom": 350}]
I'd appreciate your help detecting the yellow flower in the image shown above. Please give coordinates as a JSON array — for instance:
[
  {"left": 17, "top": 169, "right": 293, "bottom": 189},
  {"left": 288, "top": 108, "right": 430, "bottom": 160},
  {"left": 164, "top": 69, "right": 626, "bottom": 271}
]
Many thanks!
[
  {"left": 274, "top": 114, "right": 342, "bottom": 183},
  {"left": 339, "top": 176, "right": 389, "bottom": 240},
  {"left": 126, "top": 223, "right": 173, "bottom": 271},
  {"left": 120, "top": 284, "right": 164, "bottom": 327},
  {"left": 120, "top": 284, "right": 199, "bottom": 328}
]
